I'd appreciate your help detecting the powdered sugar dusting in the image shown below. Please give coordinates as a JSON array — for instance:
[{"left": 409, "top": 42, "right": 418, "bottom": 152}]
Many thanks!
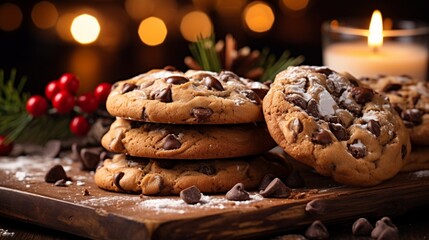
[{"left": 413, "top": 170, "right": 429, "bottom": 178}]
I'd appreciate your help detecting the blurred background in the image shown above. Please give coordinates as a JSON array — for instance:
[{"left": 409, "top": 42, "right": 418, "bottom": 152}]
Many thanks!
[{"left": 1, "top": 0, "right": 428, "bottom": 94}]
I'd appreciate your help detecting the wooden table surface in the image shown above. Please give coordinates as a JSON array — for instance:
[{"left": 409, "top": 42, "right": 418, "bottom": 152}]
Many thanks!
[{"left": 1, "top": 153, "right": 429, "bottom": 239}]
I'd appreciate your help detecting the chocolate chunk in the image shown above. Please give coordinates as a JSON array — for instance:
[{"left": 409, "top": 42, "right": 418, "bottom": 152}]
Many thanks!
[
  {"left": 401, "top": 145, "right": 407, "bottom": 160},
  {"left": 153, "top": 87, "right": 172, "bottom": 103},
  {"left": 315, "top": 67, "right": 333, "bottom": 76},
  {"left": 83, "top": 188, "right": 90, "bottom": 196},
  {"left": 156, "top": 160, "right": 176, "bottom": 169},
  {"left": 328, "top": 123, "right": 349, "bottom": 141},
  {"left": 203, "top": 76, "right": 224, "bottom": 91},
  {"left": 121, "top": 83, "right": 137, "bottom": 94},
  {"left": 43, "top": 140, "right": 62, "bottom": 158},
  {"left": 241, "top": 90, "right": 261, "bottom": 104},
  {"left": 114, "top": 172, "right": 125, "bottom": 191},
  {"left": 392, "top": 104, "right": 402, "bottom": 115},
  {"left": 401, "top": 109, "right": 423, "bottom": 126},
  {"left": 219, "top": 71, "right": 239, "bottom": 82},
  {"left": 382, "top": 83, "right": 402, "bottom": 92},
  {"left": 367, "top": 120, "right": 381, "bottom": 137},
  {"left": 162, "top": 134, "right": 181, "bottom": 150},
  {"left": 198, "top": 165, "right": 216, "bottom": 175},
  {"left": 348, "top": 142, "right": 367, "bottom": 158},
  {"left": 352, "top": 218, "right": 373, "bottom": 236},
  {"left": 326, "top": 78, "right": 344, "bottom": 97},
  {"left": 412, "top": 93, "right": 421, "bottom": 105},
  {"left": 191, "top": 107, "right": 213, "bottom": 122},
  {"left": 80, "top": 147, "right": 103, "bottom": 171},
  {"left": 371, "top": 217, "right": 399, "bottom": 240},
  {"left": 313, "top": 130, "right": 332, "bottom": 145},
  {"left": 180, "top": 185, "right": 201, "bottom": 204},
  {"left": 305, "top": 220, "right": 329, "bottom": 240},
  {"left": 307, "top": 99, "right": 320, "bottom": 118},
  {"left": 54, "top": 179, "right": 67, "bottom": 187},
  {"left": 286, "top": 95, "right": 307, "bottom": 110},
  {"left": 285, "top": 171, "right": 305, "bottom": 188},
  {"left": 305, "top": 199, "right": 325, "bottom": 215},
  {"left": 258, "top": 174, "right": 276, "bottom": 190},
  {"left": 351, "top": 87, "right": 374, "bottom": 104},
  {"left": 226, "top": 183, "right": 250, "bottom": 201},
  {"left": 251, "top": 88, "right": 269, "bottom": 100},
  {"left": 342, "top": 101, "right": 362, "bottom": 116},
  {"left": 45, "top": 165, "right": 68, "bottom": 183},
  {"left": 166, "top": 76, "right": 189, "bottom": 85},
  {"left": 259, "top": 178, "right": 291, "bottom": 198}
]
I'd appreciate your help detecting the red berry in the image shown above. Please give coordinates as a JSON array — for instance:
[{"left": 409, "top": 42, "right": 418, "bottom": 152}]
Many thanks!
[
  {"left": 0, "top": 135, "right": 13, "bottom": 156},
  {"left": 45, "top": 80, "right": 61, "bottom": 100},
  {"left": 26, "top": 95, "right": 48, "bottom": 117},
  {"left": 94, "top": 82, "right": 112, "bottom": 103},
  {"left": 58, "top": 73, "right": 79, "bottom": 94},
  {"left": 77, "top": 93, "right": 98, "bottom": 113},
  {"left": 52, "top": 90, "right": 75, "bottom": 114},
  {"left": 70, "top": 115, "right": 90, "bottom": 136}
]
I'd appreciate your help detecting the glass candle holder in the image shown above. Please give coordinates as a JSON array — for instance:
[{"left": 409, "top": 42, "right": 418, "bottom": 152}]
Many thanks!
[{"left": 322, "top": 19, "right": 429, "bottom": 80}]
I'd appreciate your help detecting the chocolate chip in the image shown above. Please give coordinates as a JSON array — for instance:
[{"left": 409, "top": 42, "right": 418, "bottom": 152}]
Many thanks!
[
  {"left": 259, "top": 178, "right": 291, "bottom": 198},
  {"left": 351, "top": 87, "right": 374, "bottom": 104},
  {"left": 305, "top": 220, "right": 329, "bottom": 240},
  {"left": 198, "top": 165, "right": 216, "bottom": 175},
  {"left": 162, "top": 134, "right": 181, "bottom": 150},
  {"left": 251, "top": 88, "right": 268, "bottom": 100},
  {"left": 241, "top": 90, "right": 261, "bottom": 104},
  {"left": 328, "top": 123, "right": 349, "bottom": 141},
  {"left": 305, "top": 199, "right": 325, "bottom": 215},
  {"left": 348, "top": 141, "right": 367, "bottom": 158},
  {"left": 153, "top": 87, "right": 172, "bottom": 103},
  {"left": 286, "top": 95, "right": 307, "bottom": 110},
  {"left": 121, "top": 83, "right": 137, "bottom": 94},
  {"left": 315, "top": 67, "right": 333, "bottom": 76},
  {"left": 156, "top": 160, "right": 176, "bottom": 169},
  {"left": 114, "top": 172, "right": 125, "bottom": 191},
  {"left": 371, "top": 217, "right": 399, "bottom": 240},
  {"left": 54, "top": 179, "right": 67, "bottom": 187},
  {"left": 191, "top": 107, "right": 213, "bottom": 122},
  {"left": 352, "top": 218, "right": 373, "bottom": 236},
  {"left": 203, "top": 75, "right": 224, "bottom": 91},
  {"left": 392, "top": 104, "right": 402, "bottom": 115},
  {"left": 258, "top": 174, "right": 276, "bottom": 190},
  {"left": 83, "top": 188, "right": 90, "bottom": 196},
  {"left": 401, "top": 109, "right": 423, "bottom": 126},
  {"left": 285, "top": 171, "right": 305, "bottom": 188},
  {"left": 43, "top": 140, "right": 62, "bottom": 158},
  {"left": 342, "top": 101, "right": 362, "bottom": 116},
  {"left": 163, "top": 65, "right": 176, "bottom": 71},
  {"left": 382, "top": 83, "right": 402, "bottom": 92},
  {"left": 180, "top": 185, "right": 201, "bottom": 204},
  {"left": 367, "top": 120, "right": 381, "bottom": 137},
  {"left": 401, "top": 145, "right": 407, "bottom": 160},
  {"left": 412, "top": 93, "right": 421, "bottom": 105},
  {"left": 313, "top": 130, "right": 332, "bottom": 145},
  {"left": 225, "top": 183, "right": 250, "bottom": 201},
  {"left": 307, "top": 99, "right": 320, "bottom": 118},
  {"left": 166, "top": 76, "right": 189, "bottom": 85},
  {"left": 45, "top": 165, "right": 68, "bottom": 183},
  {"left": 326, "top": 78, "right": 344, "bottom": 97},
  {"left": 80, "top": 147, "right": 103, "bottom": 171},
  {"left": 219, "top": 71, "right": 239, "bottom": 82}
]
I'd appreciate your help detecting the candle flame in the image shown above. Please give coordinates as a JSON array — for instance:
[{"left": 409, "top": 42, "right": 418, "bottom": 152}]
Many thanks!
[{"left": 368, "top": 10, "right": 383, "bottom": 50}]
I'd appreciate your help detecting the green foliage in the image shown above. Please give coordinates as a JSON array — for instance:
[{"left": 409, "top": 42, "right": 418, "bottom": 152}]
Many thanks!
[
  {"left": 258, "top": 49, "right": 305, "bottom": 82},
  {"left": 189, "top": 35, "right": 222, "bottom": 72}
]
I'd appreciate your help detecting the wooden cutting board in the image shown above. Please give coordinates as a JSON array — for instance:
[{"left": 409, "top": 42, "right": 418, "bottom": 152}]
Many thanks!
[{"left": 1, "top": 153, "right": 429, "bottom": 240}]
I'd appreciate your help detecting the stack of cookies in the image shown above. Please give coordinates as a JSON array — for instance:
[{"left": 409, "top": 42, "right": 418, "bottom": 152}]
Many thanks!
[
  {"left": 359, "top": 75, "right": 429, "bottom": 172},
  {"left": 95, "top": 69, "right": 291, "bottom": 195}
]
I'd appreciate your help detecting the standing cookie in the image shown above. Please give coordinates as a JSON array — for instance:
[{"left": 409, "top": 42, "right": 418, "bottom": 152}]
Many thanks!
[
  {"left": 263, "top": 66, "right": 411, "bottom": 186},
  {"left": 359, "top": 75, "right": 429, "bottom": 145},
  {"left": 106, "top": 69, "right": 268, "bottom": 124}
]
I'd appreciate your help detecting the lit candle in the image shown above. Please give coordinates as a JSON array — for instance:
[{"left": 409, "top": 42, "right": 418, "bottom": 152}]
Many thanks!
[{"left": 323, "top": 10, "right": 429, "bottom": 80}]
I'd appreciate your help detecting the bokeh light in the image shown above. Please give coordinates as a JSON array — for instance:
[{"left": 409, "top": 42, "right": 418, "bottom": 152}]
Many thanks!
[
  {"left": 180, "top": 11, "right": 212, "bottom": 42},
  {"left": 243, "top": 1, "right": 275, "bottom": 33},
  {"left": 125, "top": 0, "right": 154, "bottom": 21},
  {"left": 138, "top": 17, "right": 168, "bottom": 46},
  {"left": 281, "top": 0, "right": 309, "bottom": 11},
  {"left": 69, "top": 48, "right": 101, "bottom": 94},
  {"left": 70, "top": 14, "right": 101, "bottom": 44},
  {"left": 0, "top": 3, "right": 23, "bottom": 31},
  {"left": 31, "top": 1, "right": 58, "bottom": 29}
]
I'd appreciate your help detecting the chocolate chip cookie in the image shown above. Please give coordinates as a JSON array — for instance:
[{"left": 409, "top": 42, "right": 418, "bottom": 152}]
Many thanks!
[
  {"left": 106, "top": 69, "right": 268, "bottom": 124},
  {"left": 359, "top": 75, "right": 429, "bottom": 145},
  {"left": 94, "top": 153, "right": 291, "bottom": 195},
  {"left": 263, "top": 66, "right": 411, "bottom": 187},
  {"left": 101, "top": 118, "right": 276, "bottom": 159}
]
